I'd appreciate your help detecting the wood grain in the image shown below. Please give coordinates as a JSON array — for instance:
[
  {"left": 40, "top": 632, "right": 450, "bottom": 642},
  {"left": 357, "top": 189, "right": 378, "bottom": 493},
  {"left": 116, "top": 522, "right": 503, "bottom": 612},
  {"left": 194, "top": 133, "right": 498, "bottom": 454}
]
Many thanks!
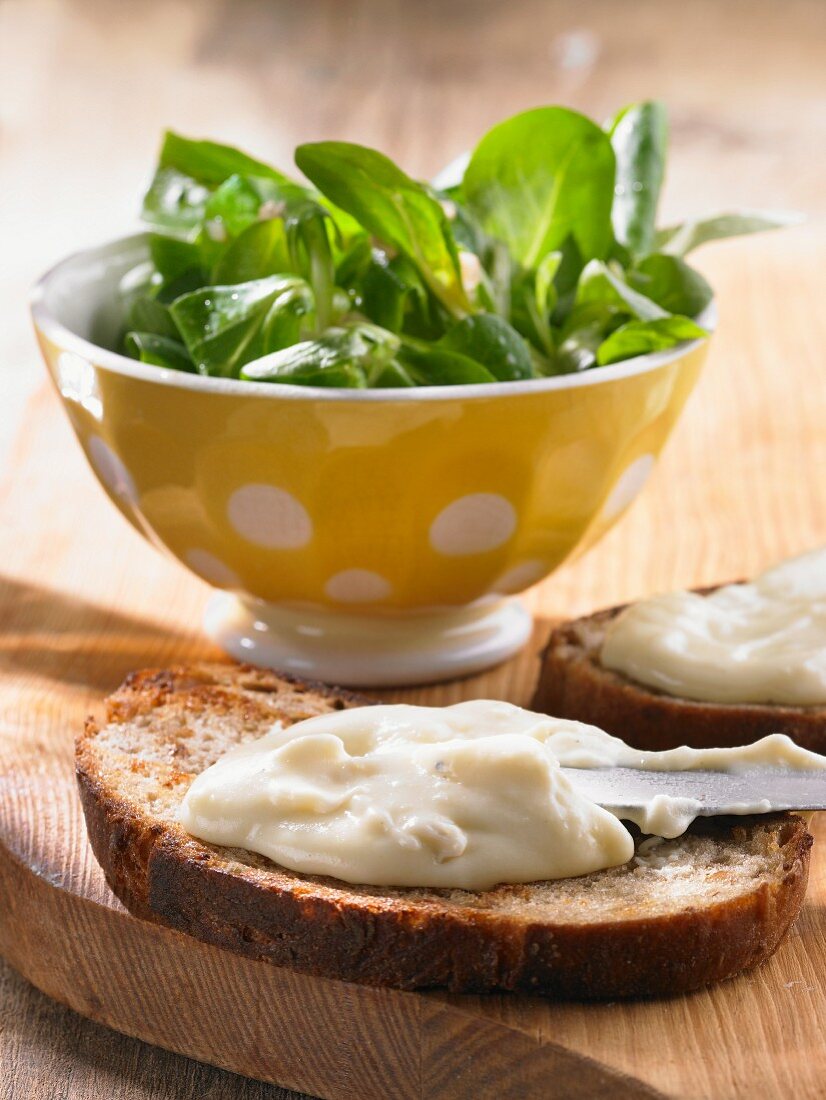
[
  {"left": 0, "top": 958, "right": 302, "bottom": 1100},
  {"left": 2, "top": 0, "right": 826, "bottom": 1097}
]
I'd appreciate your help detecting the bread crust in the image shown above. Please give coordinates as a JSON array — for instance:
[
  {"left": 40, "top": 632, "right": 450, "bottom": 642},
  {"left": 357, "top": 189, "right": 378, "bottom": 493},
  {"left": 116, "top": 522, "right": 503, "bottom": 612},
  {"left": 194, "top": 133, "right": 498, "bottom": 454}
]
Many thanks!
[
  {"left": 533, "top": 602, "right": 826, "bottom": 752},
  {"left": 77, "top": 663, "right": 813, "bottom": 998}
]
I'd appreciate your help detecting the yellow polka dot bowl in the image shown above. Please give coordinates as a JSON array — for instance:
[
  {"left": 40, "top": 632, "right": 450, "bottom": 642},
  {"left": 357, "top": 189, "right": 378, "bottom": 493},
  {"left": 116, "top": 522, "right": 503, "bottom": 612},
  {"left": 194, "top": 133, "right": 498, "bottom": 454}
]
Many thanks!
[{"left": 32, "top": 235, "right": 712, "bottom": 686}]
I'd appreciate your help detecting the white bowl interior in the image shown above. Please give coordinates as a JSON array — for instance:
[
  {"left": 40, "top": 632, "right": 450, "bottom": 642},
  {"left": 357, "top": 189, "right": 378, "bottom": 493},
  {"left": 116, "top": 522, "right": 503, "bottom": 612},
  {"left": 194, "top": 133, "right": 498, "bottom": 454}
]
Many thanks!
[{"left": 40, "top": 235, "right": 147, "bottom": 349}]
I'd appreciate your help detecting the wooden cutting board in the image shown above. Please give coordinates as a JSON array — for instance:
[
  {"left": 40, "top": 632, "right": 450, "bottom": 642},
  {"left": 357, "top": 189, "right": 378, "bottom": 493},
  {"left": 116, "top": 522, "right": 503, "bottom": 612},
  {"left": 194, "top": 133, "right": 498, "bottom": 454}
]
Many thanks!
[{"left": 1, "top": 230, "right": 826, "bottom": 1099}]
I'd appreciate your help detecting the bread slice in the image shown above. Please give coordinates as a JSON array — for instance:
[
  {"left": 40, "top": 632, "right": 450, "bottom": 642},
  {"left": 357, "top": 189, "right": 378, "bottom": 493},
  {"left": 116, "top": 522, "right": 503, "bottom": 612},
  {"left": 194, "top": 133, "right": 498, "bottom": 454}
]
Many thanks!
[
  {"left": 533, "top": 598, "right": 826, "bottom": 752},
  {"left": 77, "top": 663, "right": 813, "bottom": 999}
]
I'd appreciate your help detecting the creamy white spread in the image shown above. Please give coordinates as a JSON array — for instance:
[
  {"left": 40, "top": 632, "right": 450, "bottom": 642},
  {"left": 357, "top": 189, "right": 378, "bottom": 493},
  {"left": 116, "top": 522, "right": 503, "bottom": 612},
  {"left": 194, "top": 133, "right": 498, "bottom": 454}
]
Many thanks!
[
  {"left": 601, "top": 547, "right": 826, "bottom": 706},
  {"left": 179, "top": 700, "right": 826, "bottom": 891}
]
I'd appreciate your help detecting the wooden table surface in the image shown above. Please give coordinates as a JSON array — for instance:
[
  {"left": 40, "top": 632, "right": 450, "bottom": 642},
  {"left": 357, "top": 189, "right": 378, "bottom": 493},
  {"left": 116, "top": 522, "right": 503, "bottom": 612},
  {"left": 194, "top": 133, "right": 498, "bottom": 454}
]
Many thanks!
[{"left": 1, "top": 0, "right": 825, "bottom": 1096}]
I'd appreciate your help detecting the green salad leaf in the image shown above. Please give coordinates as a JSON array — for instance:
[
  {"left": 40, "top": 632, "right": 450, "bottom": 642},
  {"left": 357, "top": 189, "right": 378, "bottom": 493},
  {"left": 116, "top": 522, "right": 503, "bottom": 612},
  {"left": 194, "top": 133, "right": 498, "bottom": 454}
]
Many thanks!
[
  {"left": 202, "top": 175, "right": 271, "bottom": 241},
  {"left": 462, "top": 107, "right": 615, "bottom": 267},
  {"left": 597, "top": 316, "right": 707, "bottom": 365},
  {"left": 577, "top": 260, "right": 668, "bottom": 321},
  {"left": 627, "top": 254, "right": 713, "bottom": 317},
  {"left": 399, "top": 345, "right": 497, "bottom": 386},
  {"left": 358, "top": 256, "right": 423, "bottom": 334},
  {"left": 141, "top": 168, "right": 211, "bottom": 237},
  {"left": 295, "top": 141, "right": 470, "bottom": 316},
  {"left": 608, "top": 101, "right": 668, "bottom": 257},
  {"left": 171, "top": 275, "right": 315, "bottom": 377},
  {"left": 438, "top": 314, "right": 534, "bottom": 381},
  {"left": 117, "top": 104, "right": 794, "bottom": 388},
  {"left": 158, "top": 131, "right": 293, "bottom": 188},
  {"left": 212, "top": 218, "right": 292, "bottom": 284},
  {"left": 240, "top": 323, "right": 399, "bottom": 387},
  {"left": 124, "top": 293, "right": 179, "bottom": 341},
  {"left": 124, "top": 332, "right": 194, "bottom": 372},
  {"left": 148, "top": 233, "right": 204, "bottom": 283},
  {"left": 654, "top": 210, "right": 801, "bottom": 256}
]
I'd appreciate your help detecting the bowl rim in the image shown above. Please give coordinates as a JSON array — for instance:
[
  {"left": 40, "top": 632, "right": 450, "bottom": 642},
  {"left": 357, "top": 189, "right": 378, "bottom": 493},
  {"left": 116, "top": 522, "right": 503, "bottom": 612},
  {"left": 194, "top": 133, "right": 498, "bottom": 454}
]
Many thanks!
[{"left": 31, "top": 232, "right": 716, "bottom": 404}]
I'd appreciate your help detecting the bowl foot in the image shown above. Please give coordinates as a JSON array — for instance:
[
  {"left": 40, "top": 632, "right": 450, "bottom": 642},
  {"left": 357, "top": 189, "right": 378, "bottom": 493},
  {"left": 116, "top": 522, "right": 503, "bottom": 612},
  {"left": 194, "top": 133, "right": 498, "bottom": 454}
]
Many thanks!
[{"left": 203, "top": 594, "right": 532, "bottom": 688}]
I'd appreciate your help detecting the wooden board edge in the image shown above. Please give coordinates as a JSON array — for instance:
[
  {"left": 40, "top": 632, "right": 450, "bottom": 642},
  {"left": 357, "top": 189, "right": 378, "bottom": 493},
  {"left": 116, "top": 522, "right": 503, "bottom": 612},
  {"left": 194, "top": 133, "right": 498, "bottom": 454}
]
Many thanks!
[{"left": 0, "top": 836, "right": 669, "bottom": 1099}]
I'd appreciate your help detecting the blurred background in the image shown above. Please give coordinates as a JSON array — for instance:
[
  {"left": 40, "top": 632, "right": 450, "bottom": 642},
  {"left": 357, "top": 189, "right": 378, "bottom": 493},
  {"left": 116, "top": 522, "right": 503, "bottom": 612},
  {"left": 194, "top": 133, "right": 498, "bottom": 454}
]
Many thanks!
[{"left": 2, "top": 0, "right": 825, "bottom": 465}]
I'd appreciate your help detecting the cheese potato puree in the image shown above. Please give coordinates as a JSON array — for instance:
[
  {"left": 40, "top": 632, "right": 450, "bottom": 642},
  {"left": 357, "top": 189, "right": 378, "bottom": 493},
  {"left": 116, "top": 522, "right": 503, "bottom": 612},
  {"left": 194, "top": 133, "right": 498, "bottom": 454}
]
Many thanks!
[
  {"left": 180, "top": 700, "right": 826, "bottom": 890},
  {"left": 601, "top": 547, "right": 826, "bottom": 706}
]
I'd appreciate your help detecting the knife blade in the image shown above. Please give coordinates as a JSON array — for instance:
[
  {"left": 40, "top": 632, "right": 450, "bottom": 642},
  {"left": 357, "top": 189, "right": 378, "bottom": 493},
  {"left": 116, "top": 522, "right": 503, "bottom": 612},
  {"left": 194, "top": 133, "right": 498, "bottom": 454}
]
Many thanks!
[{"left": 561, "top": 766, "right": 826, "bottom": 817}]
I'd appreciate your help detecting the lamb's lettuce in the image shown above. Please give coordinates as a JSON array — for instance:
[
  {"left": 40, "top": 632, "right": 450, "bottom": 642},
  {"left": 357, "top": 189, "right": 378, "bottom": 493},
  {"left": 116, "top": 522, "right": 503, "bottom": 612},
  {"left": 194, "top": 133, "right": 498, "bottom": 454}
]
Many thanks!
[
  {"left": 438, "top": 314, "right": 534, "bottom": 381},
  {"left": 157, "top": 131, "right": 293, "bottom": 188},
  {"left": 461, "top": 107, "right": 615, "bottom": 267},
  {"left": 608, "top": 101, "right": 668, "bottom": 257},
  {"left": 509, "top": 251, "right": 561, "bottom": 357},
  {"left": 295, "top": 141, "right": 470, "bottom": 317},
  {"left": 360, "top": 256, "right": 432, "bottom": 335},
  {"left": 124, "top": 332, "right": 194, "bottom": 372},
  {"left": 240, "top": 323, "right": 399, "bottom": 388},
  {"left": 118, "top": 105, "right": 794, "bottom": 388},
  {"left": 171, "top": 275, "right": 315, "bottom": 377},
  {"left": 655, "top": 211, "right": 801, "bottom": 256},
  {"left": 597, "top": 316, "right": 707, "bottom": 366},
  {"left": 399, "top": 345, "right": 497, "bottom": 386},
  {"left": 149, "top": 235, "right": 204, "bottom": 283},
  {"left": 125, "top": 294, "right": 179, "bottom": 342},
  {"left": 212, "top": 218, "right": 292, "bottom": 285},
  {"left": 627, "top": 254, "right": 713, "bottom": 318},
  {"left": 141, "top": 168, "right": 211, "bottom": 237},
  {"left": 577, "top": 261, "right": 668, "bottom": 321}
]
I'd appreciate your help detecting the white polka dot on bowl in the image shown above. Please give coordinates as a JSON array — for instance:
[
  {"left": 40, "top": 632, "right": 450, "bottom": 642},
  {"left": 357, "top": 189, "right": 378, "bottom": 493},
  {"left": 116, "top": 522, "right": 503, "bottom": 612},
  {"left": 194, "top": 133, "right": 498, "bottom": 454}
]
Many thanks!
[
  {"left": 227, "top": 484, "right": 313, "bottom": 549},
  {"left": 602, "top": 454, "right": 655, "bottom": 520},
  {"left": 87, "top": 435, "right": 137, "bottom": 504},
  {"left": 325, "top": 569, "right": 393, "bottom": 603},
  {"left": 491, "top": 558, "right": 549, "bottom": 595},
  {"left": 430, "top": 493, "right": 517, "bottom": 556},
  {"left": 185, "top": 548, "right": 241, "bottom": 588}
]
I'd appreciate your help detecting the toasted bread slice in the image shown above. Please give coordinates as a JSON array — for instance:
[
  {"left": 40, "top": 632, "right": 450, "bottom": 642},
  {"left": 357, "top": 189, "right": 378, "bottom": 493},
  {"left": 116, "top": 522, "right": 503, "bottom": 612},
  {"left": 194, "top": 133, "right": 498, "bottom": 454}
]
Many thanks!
[
  {"left": 533, "top": 600, "right": 826, "bottom": 752},
  {"left": 77, "top": 664, "right": 812, "bottom": 999}
]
